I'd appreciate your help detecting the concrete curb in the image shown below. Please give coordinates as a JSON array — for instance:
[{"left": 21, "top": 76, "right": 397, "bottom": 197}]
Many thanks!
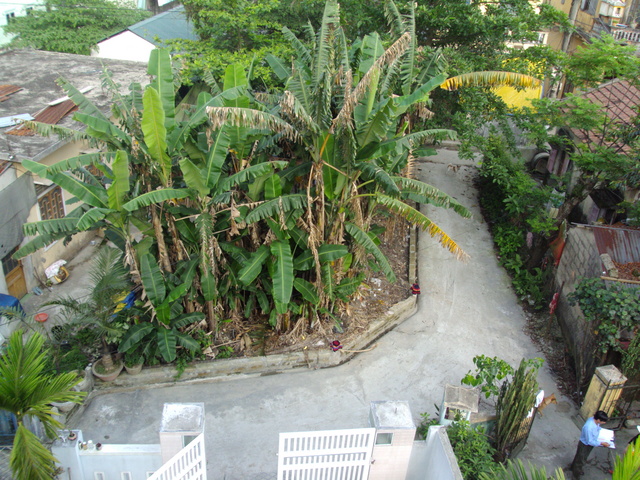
[{"left": 66, "top": 227, "right": 418, "bottom": 425}]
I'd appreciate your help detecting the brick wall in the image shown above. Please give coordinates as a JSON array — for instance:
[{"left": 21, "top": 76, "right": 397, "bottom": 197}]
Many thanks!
[{"left": 554, "top": 225, "right": 602, "bottom": 391}]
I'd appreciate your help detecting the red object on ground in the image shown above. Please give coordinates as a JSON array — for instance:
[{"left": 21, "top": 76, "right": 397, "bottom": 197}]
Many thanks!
[
  {"left": 331, "top": 341, "right": 343, "bottom": 352},
  {"left": 34, "top": 313, "right": 48, "bottom": 323},
  {"left": 549, "top": 292, "right": 559, "bottom": 316},
  {"left": 411, "top": 283, "right": 421, "bottom": 295}
]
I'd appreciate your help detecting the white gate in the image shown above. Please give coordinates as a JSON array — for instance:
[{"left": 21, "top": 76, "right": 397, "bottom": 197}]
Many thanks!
[
  {"left": 148, "top": 433, "right": 206, "bottom": 480},
  {"left": 277, "top": 428, "right": 376, "bottom": 480}
]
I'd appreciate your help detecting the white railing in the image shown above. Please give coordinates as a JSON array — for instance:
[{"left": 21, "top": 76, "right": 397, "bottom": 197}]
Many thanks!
[
  {"left": 278, "top": 428, "right": 376, "bottom": 480},
  {"left": 148, "top": 433, "right": 206, "bottom": 480},
  {"left": 613, "top": 28, "right": 640, "bottom": 43}
]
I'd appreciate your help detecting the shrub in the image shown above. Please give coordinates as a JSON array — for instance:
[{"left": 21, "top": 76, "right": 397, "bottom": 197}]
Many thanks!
[{"left": 447, "top": 420, "right": 496, "bottom": 480}]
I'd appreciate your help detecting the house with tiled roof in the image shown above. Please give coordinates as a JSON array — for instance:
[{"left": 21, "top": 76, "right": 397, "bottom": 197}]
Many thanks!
[
  {"left": 530, "top": 78, "right": 640, "bottom": 224},
  {"left": 92, "top": 5, "right": 197, "bottom": 63},
  {"left": 0, "top": 49, "right": 147, "bottom": 300}
]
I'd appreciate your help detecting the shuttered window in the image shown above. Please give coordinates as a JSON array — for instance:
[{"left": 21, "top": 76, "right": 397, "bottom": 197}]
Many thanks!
[{"left": 38, "top": 185, "right": 65, "bottom": 220}]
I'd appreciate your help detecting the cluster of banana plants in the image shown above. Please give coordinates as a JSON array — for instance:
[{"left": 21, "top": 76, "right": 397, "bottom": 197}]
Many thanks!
[{"left": 16, "top": 0, "right": 477, "bottom": 354}]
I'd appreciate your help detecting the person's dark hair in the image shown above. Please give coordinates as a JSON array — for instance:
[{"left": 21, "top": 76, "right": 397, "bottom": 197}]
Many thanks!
[{"left": 594, "top": 410, "right": 609, "bottom": 422}]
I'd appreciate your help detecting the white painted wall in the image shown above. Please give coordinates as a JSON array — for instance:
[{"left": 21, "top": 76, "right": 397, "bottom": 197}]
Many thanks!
[
  {"left": 92, "top": 31, "right": 155, "bottom": 62},
  {"left": 0, "top": 0, "right": 44, "bottom": 46},
  {"left": 423, "top": 426, "right": 464, "bottom": 480}
]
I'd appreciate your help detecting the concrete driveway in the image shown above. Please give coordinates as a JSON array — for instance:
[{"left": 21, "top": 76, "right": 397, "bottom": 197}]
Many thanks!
[{"left": 56, "top": 147, "right": 629, "bottom": 479}]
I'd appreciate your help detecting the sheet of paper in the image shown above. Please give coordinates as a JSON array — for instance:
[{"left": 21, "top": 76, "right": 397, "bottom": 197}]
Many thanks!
[{"left": 598, "top": 428, "right": 615, "bottom": 449}]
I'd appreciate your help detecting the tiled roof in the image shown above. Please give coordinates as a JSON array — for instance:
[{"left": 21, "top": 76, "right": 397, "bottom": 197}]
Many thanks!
[{"left": 572, "top": 79, "right": 640, "bottom": 150}]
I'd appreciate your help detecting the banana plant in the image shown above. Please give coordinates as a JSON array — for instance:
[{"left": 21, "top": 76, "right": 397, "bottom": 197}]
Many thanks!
[
  {"left": 207, "top": 0, "right": 472, "bottom": 320},
  {"left": 118, "top": 253, "right": 203, "bottom": 363}
]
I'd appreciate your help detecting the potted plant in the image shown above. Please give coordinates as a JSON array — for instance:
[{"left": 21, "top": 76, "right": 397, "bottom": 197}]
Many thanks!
[
  {"left": 124, "top": 351, "right": 144, "bottom": 375},
  {"left": 44, "top": 248, "right": 131, "bottom": 382}
]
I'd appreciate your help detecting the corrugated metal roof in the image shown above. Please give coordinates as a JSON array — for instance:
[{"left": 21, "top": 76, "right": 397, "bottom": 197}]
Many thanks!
[
  {"left": 128, "top": 6, "right": 197, "bottom": 45},
  {"left": 592, "top": 225, "right": 640, "bottom": 263},
  {"left": 0, "top": 85, "right": 22, "bottom": 102},
  {"left": 6, "top": 99, "right": 77, "bottom": 136}
]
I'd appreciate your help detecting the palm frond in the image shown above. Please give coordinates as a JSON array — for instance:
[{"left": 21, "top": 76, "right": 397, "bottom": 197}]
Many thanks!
[
  {"left": 19, "top": 121, "right": 90, "bottom": 143},
  {"left": 360, "top": 164, "right": 401, "bottom": 195},
  {"left": 480, "top": 459, "right": 566, "bottom": 480},
  {"left": 394, "top": 177, "right": 471, "bottom": 217},
  {"left": 245, "top": 194, "right": 308, "bottom": 224},
  {"left": 440, "top": 72, "right": 541, "bottom": 91},
  {"left": 384, "top": 0, "right": 405, "bottom": 37},
  {"left": 314, "top": 0, "right": 341, "bottom": 86},
  {"left": 280, "top": 91, "right": 319, "bottom": 134},
  {"left": 282, "top": 26, "right": 313, "bottom": 68},
  {"left": 206, "top": 107, "right": 302, "bottom": 144},
  {"left": 345, "top": 222, "right": 396, "bottom": 282},
  {"left": 335, "top": 32, "right": 411, "bottom": 129},
  {"left": 376, "top": 194, "right": 469, "bottom": 261},
  {"left": 10, "top": 425, "right": 57, "bottom": 480}
]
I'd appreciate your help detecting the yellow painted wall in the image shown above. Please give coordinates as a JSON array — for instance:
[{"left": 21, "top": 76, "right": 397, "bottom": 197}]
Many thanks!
[{"left": 15, "top": 140, "right": 97, "bottom": 289}]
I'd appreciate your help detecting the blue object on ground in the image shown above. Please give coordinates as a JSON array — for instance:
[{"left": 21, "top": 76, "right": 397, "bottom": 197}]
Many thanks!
[{"left": 0, "top": 294, "right": 24, "bottom": 316}]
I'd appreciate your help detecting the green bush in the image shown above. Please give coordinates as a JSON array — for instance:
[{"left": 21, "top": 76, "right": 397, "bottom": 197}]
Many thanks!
[
  {"left": 447, "top": 421, "right": 496, "bottom": 480},
  {"left": 478, "top": 135, "right": 555, "bottom": 309}
]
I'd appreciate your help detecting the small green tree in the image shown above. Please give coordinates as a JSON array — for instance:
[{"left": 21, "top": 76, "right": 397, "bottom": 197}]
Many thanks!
[
  {"left": 4, "top": 0, "right": 151, "bottom": 55},
  {"left": 0, "top": 330, "right": 85, "bottom": 480},
  {"left": 44, "top": 247, "right": 132, "bottom": 372},
  {"left": 494, "top": 359, "right": 541, "bottom": 463}
]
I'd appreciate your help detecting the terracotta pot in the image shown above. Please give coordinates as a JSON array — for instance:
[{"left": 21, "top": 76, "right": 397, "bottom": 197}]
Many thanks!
[
  {"left": 91, "top": 358, "right": 124, "bottom": 382},
  {"left": 125, "top": 363, "right": 143, "bottom": 375}
]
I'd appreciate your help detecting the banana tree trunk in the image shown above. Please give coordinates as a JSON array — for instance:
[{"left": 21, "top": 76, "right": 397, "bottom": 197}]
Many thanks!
[{"left": 151, "top": 204, "right": 172, "bottom": 272}]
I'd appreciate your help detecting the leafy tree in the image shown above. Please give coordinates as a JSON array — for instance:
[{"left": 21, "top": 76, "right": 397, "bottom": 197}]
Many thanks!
[
  {"left": 3, "top": 0, "right": 151, "bottom": 55},
  {"left": 0, "top": 330, "right": 85, "bottom": 480},
  {"left": 15, "top": 1, "right": 537, "bottom": 350},
  {"left": 515, "top": 35, "right": 640, "bottom": 269}
]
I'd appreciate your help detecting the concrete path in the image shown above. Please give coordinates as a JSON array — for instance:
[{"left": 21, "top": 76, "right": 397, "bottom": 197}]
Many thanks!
[{"left": 64, "top": 148, "right": 629, "bottom": 479}]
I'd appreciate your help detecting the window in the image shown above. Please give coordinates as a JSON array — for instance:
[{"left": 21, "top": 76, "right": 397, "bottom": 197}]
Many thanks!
[
  {"left": 121, "top": 473, "right": 132, "bottom": 480},
  {"left": 2, "top": 246, "right": 20, "bottom": 274},
  {"left": 93, "top": 474, "right": 105, "bottom": 480},
  {"left": 5, "top": 12, "right": 15, "bottom": 24},
  {"left": 38, "top": 185, "right": 65, "bottom": 220},
  {"left": 375, "top": 432, "right": 393, "bottom": 445}
]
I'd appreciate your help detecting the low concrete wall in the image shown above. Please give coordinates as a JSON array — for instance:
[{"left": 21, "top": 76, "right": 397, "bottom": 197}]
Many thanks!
[
  {"left": 97, "top": 294, "right": 417, "bottom": 391},
  {"left": 423, "top": 426, "right": 463, "bottom": 480},
  {"left": 67, "top": 231, "right": 419, "bottom": 423},
  {"left": 53, "top": 431, "right": 161, "bottom": 480}
]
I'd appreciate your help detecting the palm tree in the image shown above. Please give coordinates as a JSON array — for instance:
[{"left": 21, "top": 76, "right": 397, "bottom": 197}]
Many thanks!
[
  {"left": 612, "top": 437, "right": 640, "bottom": 480},
  {"left": 45, "top": 247, "right": 131, "bottom": 372},
  {"left": 0, "top": 330, "right": 84, "bottom": 479},
  {"left": 480, "top": 459, "right": 566, "bottom": 480}
]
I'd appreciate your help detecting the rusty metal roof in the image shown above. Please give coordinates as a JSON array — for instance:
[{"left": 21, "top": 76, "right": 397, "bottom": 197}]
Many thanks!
[
  {"left": 592, "top": 224, "right": 640, "bottom": 264},
  {"left": 0, "top": 85, "right": 22, "bottom": 102},
  {"left": 6, "top": 99, "right": 78, "bottom": 136}
]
